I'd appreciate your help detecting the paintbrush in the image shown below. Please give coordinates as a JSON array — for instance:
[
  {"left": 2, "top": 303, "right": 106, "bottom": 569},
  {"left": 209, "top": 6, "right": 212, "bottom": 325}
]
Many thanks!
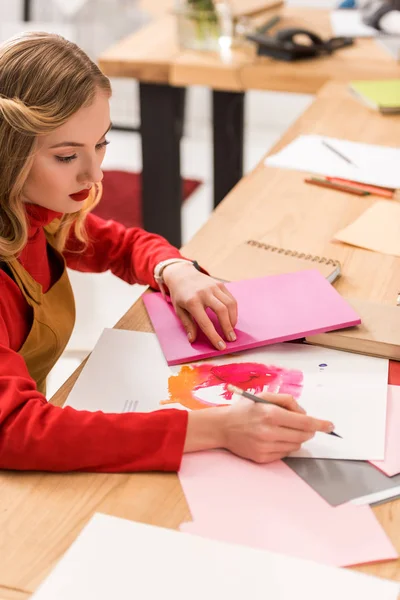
[{"left": 227, "top": 384, "right": 342, "bottom": 438}]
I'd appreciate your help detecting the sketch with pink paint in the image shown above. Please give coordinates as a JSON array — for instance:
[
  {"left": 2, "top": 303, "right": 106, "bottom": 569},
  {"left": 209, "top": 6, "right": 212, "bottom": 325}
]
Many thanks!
[
  {"left": 161, "top": 362, "right": 303, "bottom": 411},
  {"left": 65, "top": 329, "right": 389, "bottom": 460},
  {"left": 161, "top": 340, "right": 388, "bottom": 461}
]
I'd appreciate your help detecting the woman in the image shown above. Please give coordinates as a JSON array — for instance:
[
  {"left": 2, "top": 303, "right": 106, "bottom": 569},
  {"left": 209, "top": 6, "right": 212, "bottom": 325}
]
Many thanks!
[{"left": 0, "top": 32, "right": 333, "bottom": 472}]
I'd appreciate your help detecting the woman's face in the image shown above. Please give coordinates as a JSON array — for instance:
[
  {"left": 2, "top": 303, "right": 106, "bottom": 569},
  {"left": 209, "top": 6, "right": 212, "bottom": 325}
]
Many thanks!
[{"left": 23, "top": 89, "right": 111, "bottom": 214}]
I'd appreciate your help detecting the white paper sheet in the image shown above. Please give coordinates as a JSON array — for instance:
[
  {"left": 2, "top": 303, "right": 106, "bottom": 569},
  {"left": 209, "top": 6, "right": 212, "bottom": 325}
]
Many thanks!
[
  {"left": 330, "top": 10, "right": 378, "bottom": 37},
  {"left": 31, "top": 513, "right": 399, "bottom": 600},
  {"left": 176, "top": 344, "right": 388, "bottom": 461},
  {"left": 66, "top": 329, "right": 388, "bottom": 460},
  {"left": 265, "top": 134, "right": 400, "bottom": 189},
  {"left": 65, "top": 329, "right": 171, "bottom": 413}
]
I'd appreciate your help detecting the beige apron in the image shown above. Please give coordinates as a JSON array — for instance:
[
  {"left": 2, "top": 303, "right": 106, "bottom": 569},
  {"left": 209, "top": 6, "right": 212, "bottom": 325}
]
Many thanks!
[{"left": 6, "top": 221, "right": 76, "bottom": 395}]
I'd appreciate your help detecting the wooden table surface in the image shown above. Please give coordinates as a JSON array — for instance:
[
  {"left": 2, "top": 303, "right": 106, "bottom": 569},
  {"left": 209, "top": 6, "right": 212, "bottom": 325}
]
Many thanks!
[
  {"left": 99, "top": 7, "right": 400, "bottom": 93},
  {"left": 0, "top": 587, "right": 28, "bottom": 600},
  {"left": 1, "top": 81, "right": 400, "bottom": 597}
]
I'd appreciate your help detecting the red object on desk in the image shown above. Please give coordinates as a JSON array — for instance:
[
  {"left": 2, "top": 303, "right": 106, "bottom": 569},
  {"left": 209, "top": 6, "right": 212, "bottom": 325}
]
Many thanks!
[
  {"left": 389, "top": 361, "right": 400, "bottom": 386},
  {"left": 326, "top": 178, "right": 394, "bottom": 199}
]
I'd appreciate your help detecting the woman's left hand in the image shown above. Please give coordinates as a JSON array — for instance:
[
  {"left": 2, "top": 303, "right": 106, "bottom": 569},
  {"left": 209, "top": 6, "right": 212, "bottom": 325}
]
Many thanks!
[{"left": 163, "top": 262, "right": 238, "bottom": 350}]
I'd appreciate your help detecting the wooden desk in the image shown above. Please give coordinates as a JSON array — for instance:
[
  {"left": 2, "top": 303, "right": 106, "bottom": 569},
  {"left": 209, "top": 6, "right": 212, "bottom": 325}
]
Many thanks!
[
  {"left": 1, "top": 82, "right": 400, "bottom": 596},
  {"left": 0, "top": 586, "right": 28, "bottom": 600},
  {"left": 99, "top": 7, "right": 400, "bottom": 247}
]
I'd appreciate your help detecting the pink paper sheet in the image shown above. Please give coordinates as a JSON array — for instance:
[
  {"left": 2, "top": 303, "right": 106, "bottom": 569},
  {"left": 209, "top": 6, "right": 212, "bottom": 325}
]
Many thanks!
[
  {"left": 179, "top": 450, "right": 397, "bottom": 567},
  {"left": 143, "top": 271, "right": 360, "bottom": 365},
  {"left": 371, "top": 385, "right": 400, "bottom": 476}
]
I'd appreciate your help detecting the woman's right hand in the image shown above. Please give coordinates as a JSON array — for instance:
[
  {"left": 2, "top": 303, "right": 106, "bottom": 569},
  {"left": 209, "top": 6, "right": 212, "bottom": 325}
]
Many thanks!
[
  {"left": 184, "top": 391, "right": 335, "bottom": 464},
  {"left": 220, "top": 392, "right": 334, "bottom": 464}
]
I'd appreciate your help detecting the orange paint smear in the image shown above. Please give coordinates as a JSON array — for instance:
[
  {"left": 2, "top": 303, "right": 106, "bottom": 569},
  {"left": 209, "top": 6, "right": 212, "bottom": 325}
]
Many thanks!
[{"left": 161, "top": 362, "right": 303, "bottom": 411}]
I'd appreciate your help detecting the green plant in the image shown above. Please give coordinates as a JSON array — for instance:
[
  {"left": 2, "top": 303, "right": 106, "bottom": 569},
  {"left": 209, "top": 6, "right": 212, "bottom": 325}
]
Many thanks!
[
  {"left": 187, "top": 0, "right": 217, "bottom": 13},
  {"left": 185, "top": 0, "right": 219, "bottom": 41}
]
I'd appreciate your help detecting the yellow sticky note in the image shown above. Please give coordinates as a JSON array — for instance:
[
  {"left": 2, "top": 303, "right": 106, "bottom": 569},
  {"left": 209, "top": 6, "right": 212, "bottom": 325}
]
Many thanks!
[{"left": 334, "top": 201, "right": 400, "bottom": 257}]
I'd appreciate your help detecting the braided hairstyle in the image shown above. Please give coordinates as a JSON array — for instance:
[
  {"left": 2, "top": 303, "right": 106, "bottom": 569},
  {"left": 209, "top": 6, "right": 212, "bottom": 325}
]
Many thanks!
[{"left": 0, "top": 32, "right": 111, "bottom": 261}]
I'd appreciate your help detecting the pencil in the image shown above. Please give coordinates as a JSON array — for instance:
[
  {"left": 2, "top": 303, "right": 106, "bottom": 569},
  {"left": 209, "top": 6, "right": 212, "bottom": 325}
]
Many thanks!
[
  {"left": 227, "top": 383, "right": 342, "bottom": 438},
  {"left": 322, "top": 140, "right": 357, "bottom": 167},
  {"left": 304, "top": 177, "right": 369, "bottom": 196}
]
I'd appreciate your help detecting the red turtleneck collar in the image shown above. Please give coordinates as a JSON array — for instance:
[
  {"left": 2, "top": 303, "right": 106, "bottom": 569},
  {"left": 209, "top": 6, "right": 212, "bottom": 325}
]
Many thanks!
[
  {"left": 15, "top": 204, "right": 64, "bottom": 291},
  {"left": 25, "top": 203, "right": 63, "bottom": 239}
]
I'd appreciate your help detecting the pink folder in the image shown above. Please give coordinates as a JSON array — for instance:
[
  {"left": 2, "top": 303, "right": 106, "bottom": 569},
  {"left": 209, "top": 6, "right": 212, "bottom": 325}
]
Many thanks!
[
  {"left": 371, "top": 385, "right": 400, "bottom": 476},
  {"left": 179, "top": 450, "right": 398, "bottom": 567},
  {"left": 143, "top": 270, "right": 361, "bottom": 366}
]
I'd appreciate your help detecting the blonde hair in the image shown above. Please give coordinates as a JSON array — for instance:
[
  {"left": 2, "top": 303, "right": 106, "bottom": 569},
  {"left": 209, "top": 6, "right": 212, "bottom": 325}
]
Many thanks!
[{"left": 0, "top": 31, "right": 111, "bottom": 261}]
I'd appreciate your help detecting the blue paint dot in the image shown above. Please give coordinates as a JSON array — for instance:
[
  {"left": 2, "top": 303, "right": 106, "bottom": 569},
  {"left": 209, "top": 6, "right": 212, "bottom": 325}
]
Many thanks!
[{"left": 318, "top": 363, "right": 328, "bottom": 368}]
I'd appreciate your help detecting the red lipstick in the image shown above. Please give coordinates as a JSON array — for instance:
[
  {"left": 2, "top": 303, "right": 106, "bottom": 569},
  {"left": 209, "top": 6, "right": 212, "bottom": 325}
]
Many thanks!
[{"left": 69, "top": 188, "right": 91, "bottom": 202}]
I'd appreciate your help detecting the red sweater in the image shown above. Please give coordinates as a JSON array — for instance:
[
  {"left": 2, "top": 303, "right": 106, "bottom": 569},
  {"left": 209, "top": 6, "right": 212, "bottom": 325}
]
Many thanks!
[{"left": 0, "top": 204, "right": 188, "bottom": 472}]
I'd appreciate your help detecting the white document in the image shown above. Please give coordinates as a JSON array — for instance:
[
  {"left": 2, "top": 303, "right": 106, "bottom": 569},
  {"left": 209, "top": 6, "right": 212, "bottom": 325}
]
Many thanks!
[
  {"left": 265, "top": 134, "right": 400, "bottom": 189},
  {"left": 65, "top": 329, "right": 171, "bottom": 414},
  {"left": 66, "top": 329, "right": 388, "bottom": 460},
  {"left": 31, "top": 513, "right": 399, "bottom": 600},
  {"left": 178, "top": 343, "right": 388, "bottom": 461},
  {"left": 330, "top": 10, "right": 378, "bottom": 38}
]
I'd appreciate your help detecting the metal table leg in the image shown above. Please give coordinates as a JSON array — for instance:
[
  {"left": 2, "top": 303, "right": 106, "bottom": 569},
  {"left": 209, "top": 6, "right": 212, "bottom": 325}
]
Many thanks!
[
  {"left": 212, "top": 90, "right": 245, "bottom": 208},
  {"left": 139, "top": 83, "right": 186, "bottom": 247}
]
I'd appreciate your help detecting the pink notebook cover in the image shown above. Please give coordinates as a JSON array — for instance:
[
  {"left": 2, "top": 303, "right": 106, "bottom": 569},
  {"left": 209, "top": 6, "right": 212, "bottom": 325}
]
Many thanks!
[{"left": 143, "top": 270, "right": 361, "bottom": 366}]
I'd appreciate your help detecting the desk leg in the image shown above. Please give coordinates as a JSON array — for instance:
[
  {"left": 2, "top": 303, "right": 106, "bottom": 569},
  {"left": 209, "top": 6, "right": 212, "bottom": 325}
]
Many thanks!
[
  {"left": 139, "top": 83, "right": 185, "bottom": 248},
  {"left": 212, "top": 90, "right": 245, "bottom": 208},
  {"left": 23, "top": 0, "right": 32, "bottom": 21}
]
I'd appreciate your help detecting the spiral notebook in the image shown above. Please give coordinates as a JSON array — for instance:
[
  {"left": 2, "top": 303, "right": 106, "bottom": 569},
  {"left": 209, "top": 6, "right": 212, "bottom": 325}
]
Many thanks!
[{"left": 211, "top": 240, "right": 341, "bottom": 283}]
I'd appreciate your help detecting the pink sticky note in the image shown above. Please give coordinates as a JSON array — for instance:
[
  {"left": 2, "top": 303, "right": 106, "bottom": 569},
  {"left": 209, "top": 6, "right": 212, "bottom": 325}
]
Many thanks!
[
  {"left": 371, "top": 385, "right": 400, "bottom": 476},
  {"left": 144, "top": 271, "right": 360, "bottom": 365},
  {"left": 179, "top": 450, "right": 397, "bottom": 567}
]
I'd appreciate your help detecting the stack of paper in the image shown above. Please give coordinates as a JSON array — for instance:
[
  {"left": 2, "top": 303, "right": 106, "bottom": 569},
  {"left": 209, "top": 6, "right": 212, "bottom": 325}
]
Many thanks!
[
  {"left": 65, "top": 327, "right": 399, "bottom": 569},
  {"left": 31, "top": 514, "right": 399, "bottom": 600}
]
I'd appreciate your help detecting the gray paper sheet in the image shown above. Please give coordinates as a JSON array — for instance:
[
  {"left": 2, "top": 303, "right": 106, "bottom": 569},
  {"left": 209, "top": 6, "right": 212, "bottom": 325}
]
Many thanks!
[{"left": 284, "top": 457, "right": 400, "bottom": 506}]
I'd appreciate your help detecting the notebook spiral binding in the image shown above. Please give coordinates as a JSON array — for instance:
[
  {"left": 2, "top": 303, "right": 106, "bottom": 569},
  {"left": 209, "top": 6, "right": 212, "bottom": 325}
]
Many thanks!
[{"left": 246, "top": 240, "right": 341, "bottom": 267}]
